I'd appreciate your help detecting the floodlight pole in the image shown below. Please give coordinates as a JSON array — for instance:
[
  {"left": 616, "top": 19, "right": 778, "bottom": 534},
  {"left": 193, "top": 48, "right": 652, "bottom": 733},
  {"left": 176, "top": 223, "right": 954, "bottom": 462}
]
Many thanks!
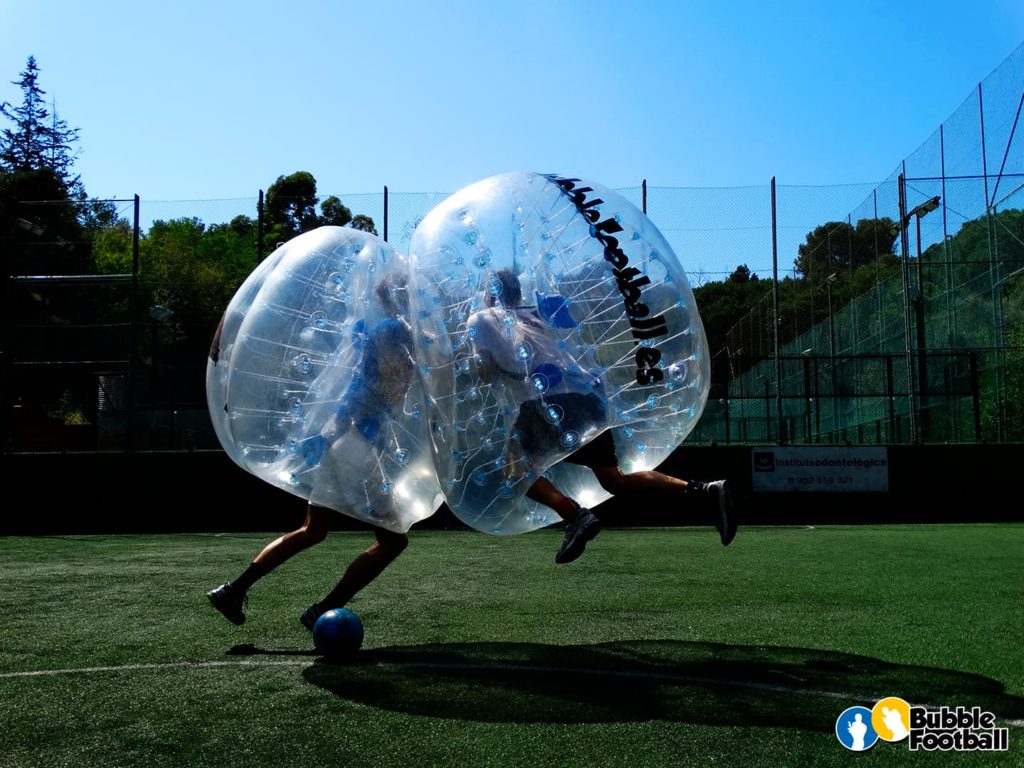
[
  {"left": 903, "top": 192, "right": 940, "bottom": 443},
  {"left": 127, "top": 194, "right": 141, "bottom": 453},
  {"left": 771, "top": 178, "right": 784, "bottom": 445},
  {"left": 257, "top": 189, "right": 265, "bottom": 263},
  {"left": 825, "top": 273, "right": 838, "bottom": 437},
  {"left": 897, "top": 173, "right": 917, "bottom": 444},
  {"left": 914, "top": 212, "right": 928, "bottom": 441}
]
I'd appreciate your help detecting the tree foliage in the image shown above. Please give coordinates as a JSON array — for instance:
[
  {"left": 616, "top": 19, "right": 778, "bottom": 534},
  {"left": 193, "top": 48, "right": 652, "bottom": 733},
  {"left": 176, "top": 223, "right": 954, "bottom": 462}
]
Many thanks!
[
  {"left": 0, "top": 56, "right": 80, "bottom": 180},
  {"left": 265, "top": 171, "right": 320, "bottom": 236},
  {"left": 263, "top": 171, "right": 377, "bottom": 247},
  {"left": 794, "top": 217, "right": 898, "bottom": 279},
  {"left": 319, "top": 195, "right": 352, "bottom": 227},
  {"left": 0, "top": 56, "right": 115, "bottom": 279},
  {"left": 694, "top": 265, "right": 772, "bottom": 355}
]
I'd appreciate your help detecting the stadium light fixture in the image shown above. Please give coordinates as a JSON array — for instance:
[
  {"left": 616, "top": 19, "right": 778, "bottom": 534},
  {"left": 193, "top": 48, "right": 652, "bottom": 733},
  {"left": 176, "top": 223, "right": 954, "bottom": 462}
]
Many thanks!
[
  {"left": 901, "top": 195, "right": 941, "bottom": 228},
  {"left": 16, "top": 218, "right": 44, "bottom": 236},
  {"left": 911, "top": 196, "right": 941, "bottom": 219}
]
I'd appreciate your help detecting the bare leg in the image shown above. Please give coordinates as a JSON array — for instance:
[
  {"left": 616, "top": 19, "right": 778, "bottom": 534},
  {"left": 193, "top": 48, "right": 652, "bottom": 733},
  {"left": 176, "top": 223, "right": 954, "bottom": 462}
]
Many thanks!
[
  {"left": 209, "top": 503, "right": 333, "bottom": 625},
  {"left": 590, "top": 466, "right": 696, "bottom": 496},
  {"left": 251, "top": 504, "right": 332, "bottom": 571},
  {"left": 592, "top": 466, "right": 735, "bottom": 545},
  {"left": 315, "top": 526, "right": 409, "bottom": 612},
  {"left": 526, "top": 477, "right": 581, "bottom": 521}
]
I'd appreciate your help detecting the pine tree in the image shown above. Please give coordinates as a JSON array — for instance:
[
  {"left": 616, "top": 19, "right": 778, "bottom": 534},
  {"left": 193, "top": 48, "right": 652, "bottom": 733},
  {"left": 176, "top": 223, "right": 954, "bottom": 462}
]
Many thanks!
[{"left": 0, "top": 56, "right": 80, "bottom": 183}]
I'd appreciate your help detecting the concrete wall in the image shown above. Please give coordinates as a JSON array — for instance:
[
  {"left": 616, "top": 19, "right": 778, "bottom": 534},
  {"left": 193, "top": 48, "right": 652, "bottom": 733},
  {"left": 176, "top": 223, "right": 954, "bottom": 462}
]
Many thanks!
[{"left": 3, "top": 445, "right": 1021, "bottom": 535}]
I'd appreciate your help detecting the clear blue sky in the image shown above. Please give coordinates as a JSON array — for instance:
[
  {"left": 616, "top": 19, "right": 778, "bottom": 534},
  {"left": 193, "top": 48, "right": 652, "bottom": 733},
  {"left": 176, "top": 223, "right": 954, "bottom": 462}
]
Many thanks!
[{"left": 2, "top": 0, "right": 1022, "bottom": 202}]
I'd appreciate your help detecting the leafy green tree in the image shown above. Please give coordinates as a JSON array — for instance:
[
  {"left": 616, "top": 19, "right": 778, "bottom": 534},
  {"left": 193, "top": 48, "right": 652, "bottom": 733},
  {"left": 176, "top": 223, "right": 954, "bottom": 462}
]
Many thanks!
[
  {"left": 694, "top": 265, "right": 772, "bottom": 355},
  {"left": 264, "top": 171, "right": 319, "bottom": 246},
  {"left": 0, "top": 166, "right": 86, "bottom": 275},
  {"left": 795, "top": 218, "right": 898, "bottom": 279},
  {"left": 319, "top": 195, "right": 352, "bottom": 227},
  {"left": 350, "top": 214, "right": 377, "bottom": 234},
  {"left": 728, "top": 264, "right": 754, "bottom": 283},
  {"left": 263, "top": 171, "right": 377, "bottom": 250},
  {"left": 91, "top": 217, "right": 134, "bottom": 275},
  {"left": 140, "top": 217, "right": 252, "bottom": 320}
]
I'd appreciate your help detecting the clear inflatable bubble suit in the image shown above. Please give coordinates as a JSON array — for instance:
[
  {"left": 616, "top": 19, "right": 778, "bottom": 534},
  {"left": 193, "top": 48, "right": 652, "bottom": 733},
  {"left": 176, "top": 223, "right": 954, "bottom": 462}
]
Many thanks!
[
  {"left": 408, "top": 171, "right": 709, "bottom": 535},
  {"left": 207, "top": 226, "right": 443, "bottom": 532}
]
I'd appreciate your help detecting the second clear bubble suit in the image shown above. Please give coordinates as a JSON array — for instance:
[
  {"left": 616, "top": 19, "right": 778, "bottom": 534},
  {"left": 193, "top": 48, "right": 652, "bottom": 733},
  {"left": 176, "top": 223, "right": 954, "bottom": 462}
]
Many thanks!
[{"left": 408, "top": 171, "right": 710, "bottom": 534}]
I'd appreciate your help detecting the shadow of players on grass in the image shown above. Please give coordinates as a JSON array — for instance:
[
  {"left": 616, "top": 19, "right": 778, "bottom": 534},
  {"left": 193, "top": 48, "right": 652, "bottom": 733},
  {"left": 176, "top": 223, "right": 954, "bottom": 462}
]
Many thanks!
[{"left": 301, "top": 639, "right": 1024, "bottom": 729}]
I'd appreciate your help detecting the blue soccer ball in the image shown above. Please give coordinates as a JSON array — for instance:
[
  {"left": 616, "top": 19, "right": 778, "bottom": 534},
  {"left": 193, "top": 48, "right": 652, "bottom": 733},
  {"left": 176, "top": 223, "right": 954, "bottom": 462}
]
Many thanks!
[{"left": 312, "top": 608, "right": 364, "bottom": 657}]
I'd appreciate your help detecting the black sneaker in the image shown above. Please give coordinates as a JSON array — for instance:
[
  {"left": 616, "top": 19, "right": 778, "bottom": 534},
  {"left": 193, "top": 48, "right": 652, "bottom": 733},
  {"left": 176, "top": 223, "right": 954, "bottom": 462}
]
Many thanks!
[
  {"left": 207, "top": 583, "right": 246, "bottom": 625},
  {"left": 706, "top": 480, "right": 737, "bottom": 546},
  {"left": 555, "top": 509, "right": 602, "bottom": 564},
  {"left": 300, "top": 603, "right": 323, "bottom": 632}
]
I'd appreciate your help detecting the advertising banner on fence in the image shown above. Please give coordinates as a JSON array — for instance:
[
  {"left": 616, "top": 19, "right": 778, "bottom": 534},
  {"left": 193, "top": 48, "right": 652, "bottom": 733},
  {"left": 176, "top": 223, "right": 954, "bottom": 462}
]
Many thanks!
[{"left": 751, "top": 447, "right": 889, "bottom": 492}]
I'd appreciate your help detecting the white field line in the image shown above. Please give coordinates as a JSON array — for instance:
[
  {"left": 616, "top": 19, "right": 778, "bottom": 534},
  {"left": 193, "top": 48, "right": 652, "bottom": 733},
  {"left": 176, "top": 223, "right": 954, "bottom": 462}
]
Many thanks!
[
  {"left": 2, "top": 658, "right": 1022, "bottom": 728},
  {"left": 0, "top": 659, "right": 308, "bottom": 677}
]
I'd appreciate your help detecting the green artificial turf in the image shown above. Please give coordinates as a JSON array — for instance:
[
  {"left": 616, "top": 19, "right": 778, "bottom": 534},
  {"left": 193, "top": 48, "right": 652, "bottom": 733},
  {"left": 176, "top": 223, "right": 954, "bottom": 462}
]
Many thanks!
[{"left": 1, "top": 524, "right": 1021, "bottom": 767}]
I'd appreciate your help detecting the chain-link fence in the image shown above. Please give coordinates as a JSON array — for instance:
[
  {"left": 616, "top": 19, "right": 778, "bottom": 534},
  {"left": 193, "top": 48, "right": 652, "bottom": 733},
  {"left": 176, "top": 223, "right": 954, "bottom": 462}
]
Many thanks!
[
  {"left": 708, "top": 42, "right": 1024, "bottom": 446},
  {"left": 3, "top": 43, "right": 1022, "bottom": 452}
]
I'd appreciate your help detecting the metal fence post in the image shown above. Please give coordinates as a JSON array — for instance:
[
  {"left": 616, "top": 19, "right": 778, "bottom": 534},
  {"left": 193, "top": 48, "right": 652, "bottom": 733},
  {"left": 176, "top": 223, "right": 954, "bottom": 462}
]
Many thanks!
[
  {"left": 970, "top": 351, "right": 982, "bottom": 441},
  {"left": 127, "top": 194, "right": 140, "bottom": 453},
  {"left": 885, "top": 354, "right": 896, "bottom": 442},
  {"left": 257, "top": 189, "right": 265, "bottom": 263},
  {"left": 771, "top": 177, "right": 784, "bottom": 445}
]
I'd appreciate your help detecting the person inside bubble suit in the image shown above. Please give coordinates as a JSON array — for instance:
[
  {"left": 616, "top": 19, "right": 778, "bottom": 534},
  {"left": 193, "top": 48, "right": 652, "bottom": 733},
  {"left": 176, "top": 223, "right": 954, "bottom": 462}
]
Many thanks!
[
  {"left": 208, "top": 274, "right": 417, "bottom": 630},
  {"left": 469, "top": 269, "right": 737, "bottom": 564}
]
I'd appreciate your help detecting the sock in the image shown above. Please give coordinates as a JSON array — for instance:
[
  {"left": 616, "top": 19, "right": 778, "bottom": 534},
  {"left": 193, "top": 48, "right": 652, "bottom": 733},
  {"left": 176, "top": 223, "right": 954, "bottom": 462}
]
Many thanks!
[
  {"left": 682, "top": 479, "right": 707, "bottom": 494},
  {"left": 231, "top": 560, "right": 271, "bottom": 594},
  {"left": 554, "top": 497, "right": 581, "bottom": 519}
]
